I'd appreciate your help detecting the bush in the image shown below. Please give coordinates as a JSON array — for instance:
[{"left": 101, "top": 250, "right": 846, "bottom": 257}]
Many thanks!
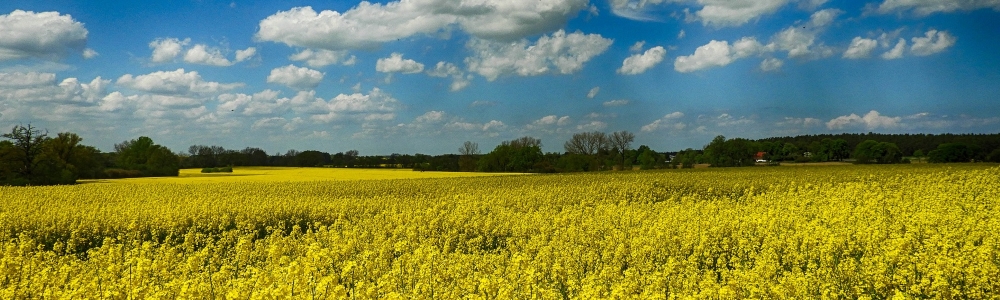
[
  {"left": 104, "top": 169, "right": 143, "bottom": 179},
  {"left": 201, "top": 167, "right": 234, "bottom": 173}
]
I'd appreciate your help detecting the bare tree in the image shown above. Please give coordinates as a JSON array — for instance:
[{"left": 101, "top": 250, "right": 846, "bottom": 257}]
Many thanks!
[
  {"left": 459, "top": 141, "right": 480, "bottom": 156},
  {"left": 2, "top": 124, "right": 48, "bottom": 181},
  {"left": 609, "top": 130, "right": 635, "bottom": 169},
  {"left": 564, "top": 131, "right": 608, "bottom": 155}
]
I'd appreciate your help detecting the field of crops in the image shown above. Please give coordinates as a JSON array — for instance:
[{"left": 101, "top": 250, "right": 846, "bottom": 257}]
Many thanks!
[{"left": 1, "top": 164, "right": 998, "bottom": 298}]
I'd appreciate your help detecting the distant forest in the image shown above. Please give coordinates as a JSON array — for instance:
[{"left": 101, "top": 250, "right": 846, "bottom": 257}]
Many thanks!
[{"left": 2, "top": 123, "right": 998, "bottom": 186}]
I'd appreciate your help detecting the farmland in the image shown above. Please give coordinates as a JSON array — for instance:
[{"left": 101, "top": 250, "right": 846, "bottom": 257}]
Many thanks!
[{"left": 1, "top": 164, "right": 998, "bottom": 298}]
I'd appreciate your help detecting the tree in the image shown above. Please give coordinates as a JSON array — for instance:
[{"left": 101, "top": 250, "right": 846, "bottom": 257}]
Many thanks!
[
  {"left": 637, "top": 146, "right": 660, "bottom": 170},
  {"left": 853, "top": 140, "right": 902, "bottom": 164},
  {"left": 115, "top": 136, "right": 179, "bottom": 176},
  {"left": 478, "top": 137, "right": 543, "bottom": 172},
  {"left": 609, "top": 131, "right": 635, "bottom": 170},
  {"left": 1, "top": 124, "right": 48, "bottom": 182},
  {"left": 564, "top": 131, "right": 608, "bottom": 155},
  {"left": 913, "top": 149, "right": 926, "bottom": 163},
  {"left": 927, "top": 143, "right": 977, "bottom": 163},
  {"left": 458, "top": 141, "right": 480, "bottom": 172}
]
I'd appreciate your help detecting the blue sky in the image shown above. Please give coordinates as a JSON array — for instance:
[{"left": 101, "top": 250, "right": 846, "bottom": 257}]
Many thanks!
[{"left": 0, "top": 0, "right": 997, "bottom": 155}]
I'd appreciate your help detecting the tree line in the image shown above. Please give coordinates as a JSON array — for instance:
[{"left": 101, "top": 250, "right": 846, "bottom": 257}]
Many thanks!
[
  {"left": 0, "top": 124, "right": 179, "bottom": 186},
  {"left": 3, "top": 123, "right": 997, "bottom": 186}
]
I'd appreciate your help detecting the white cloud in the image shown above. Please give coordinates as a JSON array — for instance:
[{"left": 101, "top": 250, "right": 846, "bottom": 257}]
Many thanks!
[
  {"left": 82, "top": 48, "right": 98, "bottom": 59},
  {"left": 843, "top": 37, "right": 878, "bottom": 59},
  {"left": 117, "top": 69, "right": 243, "bottom": 96},
  {"left": 603, "top": 99, "right": 630, "bottom": 107},
  {"left": 465, "top": 30, "right": 613, "bottom": 81},
  {"left": 587, "top": 86, "right": 600, "bottom": 99},
  {"left": 0, "top": 72, "right": 56, "bottom": 87},
  {"left": 0, "top": 10, "right": 89, "bottom": 61},
  {"left": 629, "top": 41, "right": 646, "bottom": 52},
  {"left": 267, "top": 65, "right": 325, "bottom": 90},
  {"left": 576, "top": 120, "right": 607, "bottom": 131},
  {"left": 149, "top": 38, "right": 190, "bottom": 63},
  {"left": 533, "top": 115, "right": 572, "bottom": 126},
  {"left": 618, "top": 46, "right": 666, "bottom": 75},
  {"left": 826, "top": 110, "right": 901, "bottom": 130},
  {"left": 697, "top": 0, "right": 791, "bottom": 27},
  {"left": 217, "top": 89, "right": 288, "bottom": 116},
  {"left": 256, "top": 0, "right": 589, "bottom": 51},
  {"left": 183, "top": 44, "right": 234, "bottom": 66},
  {"left": 426, "top": 61, "right": 472, "bottom": 91},
  {"left": 777, "top": 117, "right": 822, "bottom": 127},
  {"left": 678, "top": 30, "right": 686, "bottom": 39},
  {"left": 910, "top": 29, "right": 956, "bottom": 56},
  {"left": 289, "top": 49, "right": 356, "bottom": 67},
  {"left": 712, "top": 113, "right": 755, "bottom": 127},
  {"left": 416, "top": 110, "right": 446, "bottom": 123},
  {"left": 674, "top": 37, "right": 764, "bottom": 72},
  {"left": 376, "top": 53, "right": 425, "bottom": 74},
  {"left": 0, "top": 72, "right": 110, "bottom": 105},
  {"left": 641, "top": 112, "right": 687, "bottom": 132},
  {"left": 766, "top": 9, "right": 840, "bottom": 59},
  {"left": 292, "top": 88, "right": 401, "bottom": 123},
  {"left": 235, "top": 47, "right": 257, "bottom": 62},
  {"left": 760, "top": 57, "right": 783, "bottom": 71},
  {"left": 881, "top": 38, "right": 906, "bottom": 60},
  {"left": 875, "top": 0, "right": 1000, "bottom": 15}
]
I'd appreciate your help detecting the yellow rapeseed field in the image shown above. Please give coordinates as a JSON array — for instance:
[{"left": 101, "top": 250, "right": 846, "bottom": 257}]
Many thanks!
[{"left": 1, "top": 164, "right": 998, "bottom": 299}]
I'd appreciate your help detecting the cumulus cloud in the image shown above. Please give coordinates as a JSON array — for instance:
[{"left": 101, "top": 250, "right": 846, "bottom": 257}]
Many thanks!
[
  {"left": 183, "top": 44, "right": 234, "bottom": 66},
  {"left": 533, "top": 115, "right": 572, "bottom": 126},
  {"left": 256, "top": 0, "right": 589, "bottom": 51},
  {"left": 674, "top": 37, "right": 765, "bottom": 72},
  {"left": 776, "top": 117, "right": 822, "bottom": 127},
  {"left": 882, "top": 38, "right": 906, "bottom": 60},
  {"left": 289, "top": 49, "right": 356, "bottom": 67},
  {"left": 0, "top": 10, "right": 89, "bottom": 61},
  {"left": 843, "top": 37, "right": 878, "bottom": 59},
  {"left": 603, "top": 99, "right": 630, "bottom": 107},
  {"left": 618, "top": 46, "right": 666, "bottom": 75},
  {"left": 235, "top": 47, "right": 257, "bottom": 62},
  {"left": 874, "top": 0, "right": 1000, "bottom": 15},
  {"left": 149, "top": 38, "right": 254, "bottom": 66},
  {"left": 826, "top": 110, "right": 901, "bottom": 130},
  {"left": 587, "top": 86, "right": 600, "bottom": 99},
  {"left": 116, "top": 69, "right": 243, "bottom": 96},
  {"left": 149, "top": 38, "right": 190, "bottom": 63},
  {"left": 576, "top": 120, "right": 607, "bottom": 131},
  {"left": 267, "top": 65, "right": 325, "bottom": 90},
  {"left": 217, "top": 89, "right": 288, "bottom": 116},
  {"left": 0, "top": 72, "right": 110, "bottom": 105},
  {"left": 641, "top": 112, "right": 686, "bottom": 132},
  {"left": 290, "top": 88, "right": 401, "bottom": 123},
  {"left": 910, "top": 29, "right": 956, "bottom": 56},
  {"left": 760, "top": 57, "right": 783, "bottom": 71},
  {"left": 766, "top": 9, "right": 840, "bottom": 59},
  {"left": 609, "top": 0, "right": 792, "bottom": 27},
  {"left": 465, "top": 30, "right": 613, "bottom": 81},
  {"left": 629, "top": 41, "right": 646, "bottom": 52},
  {"left": 427, "top": 61, "right": 472, "bottom": 91},
  {"left": 82, "top": 48, "right": 99, "bottom": 59},
  {"left": 376, "top": 53, "right": 425, "bottom": 74}
]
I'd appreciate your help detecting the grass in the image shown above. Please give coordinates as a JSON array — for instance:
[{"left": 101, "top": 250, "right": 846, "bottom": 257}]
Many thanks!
[{"left": 79, "top": 167, "right": 526, "bottom": 184}]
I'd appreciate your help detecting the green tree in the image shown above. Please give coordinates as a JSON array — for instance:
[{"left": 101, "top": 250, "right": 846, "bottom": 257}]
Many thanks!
[
  {"left": 854, "top": 140, "right": 902, "bottom": 164},
  {"left": 114, "top": 136, "right": 179, "bottom": 176}
]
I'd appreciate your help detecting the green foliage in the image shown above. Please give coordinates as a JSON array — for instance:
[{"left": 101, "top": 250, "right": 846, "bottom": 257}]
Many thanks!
[
  {"left": 201, "top": 166, "right": 234, "bottom": 173},
  {"left": 927, "top": 143, "right": 980, "bottom": 163},
  {"left": 114, "top": 136, "right": 179, "bottom": 177},
  {"left": 703, "top": 136, "right": 757, "bottom": 167},
  {"left": 477, "top": 137, "right": 544, "bottom": 172},
  {"left": 853, "top": 140, "right": 903, "bottom": 164}
]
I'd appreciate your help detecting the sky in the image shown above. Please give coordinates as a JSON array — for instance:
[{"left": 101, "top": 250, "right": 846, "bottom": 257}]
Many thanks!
[{"left": 0, "top": 0, "right": 998, "bottom": 155}]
